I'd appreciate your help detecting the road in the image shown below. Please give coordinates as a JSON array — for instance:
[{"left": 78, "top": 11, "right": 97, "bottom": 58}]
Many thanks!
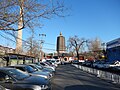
[{"left": 51, "top": 64, "right": 120, "bottom": 90}]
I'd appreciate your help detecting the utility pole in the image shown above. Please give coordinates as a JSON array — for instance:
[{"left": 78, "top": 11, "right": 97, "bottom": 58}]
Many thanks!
[
  {"left": 39, "top": 34, "right": 46, "bottom": 61},
  {"left": 16, "top": 0, "right": 24, "bottom": 54}
]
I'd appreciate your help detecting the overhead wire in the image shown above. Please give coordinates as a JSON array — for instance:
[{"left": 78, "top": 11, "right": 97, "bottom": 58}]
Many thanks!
[
  {"left": 0, "top": 30, "right": 56, "bottom": 51},
  {"left": 33, "top": 30, "right": 56, "bottom": 51},
  {"left": 0, "top": 32, "right": 16, "bottom": 43}
]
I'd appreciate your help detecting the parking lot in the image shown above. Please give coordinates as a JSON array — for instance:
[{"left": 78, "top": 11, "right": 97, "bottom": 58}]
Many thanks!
[
  {"left": 0, "top": 59, "right": 120, "bottom": 90},
  {"left": 51, "top": 64, "right": 120, "bottom": 90}
]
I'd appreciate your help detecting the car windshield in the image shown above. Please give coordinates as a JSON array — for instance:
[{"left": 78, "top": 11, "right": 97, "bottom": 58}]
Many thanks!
[
  {"left": 56, "top": 60, "right": 59, "bottom": 62},
  {"left": 30, "top": 65, "right": 42, "bottom": 71},
  {"left": 25, "top": 66, "right": 36, "bottom": 73},
  {"left": 51, "top": 60, "right": 55, "bottom": 63},
  {"left": 35, "top": 64, "right": 43, "bottom": 69},
  {"left": 7, "top": 69, "right": 30, "bottom": 80},
  {"left": 40, "top": 63, "right": 46, "bottom": 66}
]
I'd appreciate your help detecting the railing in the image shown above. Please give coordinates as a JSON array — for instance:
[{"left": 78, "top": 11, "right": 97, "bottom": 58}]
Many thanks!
[{"left": 73, "top": 64, "right": 120, "bottom": 84}]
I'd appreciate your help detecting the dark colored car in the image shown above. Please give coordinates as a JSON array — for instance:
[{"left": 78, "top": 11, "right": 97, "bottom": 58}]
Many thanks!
[
  {"left": 28, "top": 64, "right": 53, "bottom": 78},
  {"left": 7, "top": 64, "right": 51, "bottom": 80},
  {"left": 72, "top": 60, "right": 80, "bottom": 64},
  {"left": 111, "top": 66, "right": 120, "bottom": 74},
  {"left": 35, "top": 62, "right": 55, "bottom": 72},
  {"left": 0, "top": 67, "right": 51, "bottom": 90}
]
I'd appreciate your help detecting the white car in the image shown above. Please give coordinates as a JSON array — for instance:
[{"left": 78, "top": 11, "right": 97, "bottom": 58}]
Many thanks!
[{"left": 104, "top": 61, "right": 120, "bottom": 69}]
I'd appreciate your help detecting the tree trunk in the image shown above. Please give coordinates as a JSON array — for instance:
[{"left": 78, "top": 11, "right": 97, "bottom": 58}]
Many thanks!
[{"left": 76, "top": 51, "right": 79, "bottom": 60}]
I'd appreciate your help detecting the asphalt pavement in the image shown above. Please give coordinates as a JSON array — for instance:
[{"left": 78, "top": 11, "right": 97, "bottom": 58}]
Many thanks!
[{"left": 51, "top": 64, "right": 120, "bottom": 90}]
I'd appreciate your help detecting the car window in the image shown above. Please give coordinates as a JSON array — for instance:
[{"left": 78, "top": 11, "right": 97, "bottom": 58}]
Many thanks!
[
  {"left": 56, "top": 60, "right": 59, "bottom": 62},
  {"left": 40, "top": 63, "right": 45, "bottom": 66},
  {"left": 29, "top": 65, "right": 38, "bottom": 71},
  {"left": 35, "top": 64, "right": 43, "bottom": 69},
  {"left": 7, "top": 69, "right": 30, "bottom": 80},
  {"left": 16, "top": 67, "right": 26, "bottom": 71},
  {"left": 25, "top": 66, "right": 36, "bottom": 73}
]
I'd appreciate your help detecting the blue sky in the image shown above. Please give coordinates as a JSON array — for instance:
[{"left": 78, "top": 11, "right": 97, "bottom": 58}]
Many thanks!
[
  {"left": 37, "top": 0, "right": 120, "bottom": 53},
  {"left": 1, "top": 0, "right": 120, "bottom": 53}
]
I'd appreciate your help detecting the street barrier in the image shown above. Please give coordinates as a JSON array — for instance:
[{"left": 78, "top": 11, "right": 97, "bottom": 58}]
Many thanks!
[{"left": 73, "top": 64, "right": 120, "bottom": 84}]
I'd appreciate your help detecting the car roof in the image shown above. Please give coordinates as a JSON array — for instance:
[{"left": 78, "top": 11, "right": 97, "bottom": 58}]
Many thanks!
[
  {"left": 0, "top": 67, "right": 15, "bottom": 71},
  {"left": 28, "top": 64, "right": 36, "bottom": 65},
  {"left": 8, "top": 64, "right": 27, "bottom": 67}
]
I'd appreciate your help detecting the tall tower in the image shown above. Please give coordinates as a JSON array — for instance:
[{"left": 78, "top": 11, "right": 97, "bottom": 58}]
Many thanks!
[
  {"left": 56, "top": 32, "right": 66, "bottom": 55},
  {"left": 16, "top": 0, "right": 24, "bottom": 54}
]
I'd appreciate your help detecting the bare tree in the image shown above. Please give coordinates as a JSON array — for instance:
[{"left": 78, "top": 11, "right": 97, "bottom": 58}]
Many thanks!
[
  {"left": 0, "top": 0, "right": 68, "bottom": 40},
  {"left": 88, "top": 37, "right": 102, "bottom": 59},
  {"left": 88, "top": 38, "right": 102, "bottom": 51},
  {"left": 68, "top": 35, "right": 87, "bottom": 60},
  {"left": 0, "top": 0, "right": 68, "bottom": 54},
  {"left": 0, "top": 0, "right": 68, "bottom": 31},
  {"left": 23, "top": 36, "right": 39, "bottom": 57}
]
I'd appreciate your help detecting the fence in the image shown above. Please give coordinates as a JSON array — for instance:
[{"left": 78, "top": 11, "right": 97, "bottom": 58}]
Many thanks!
[{"left": 73, "top": 64, "right": 120, "bottom": 84}]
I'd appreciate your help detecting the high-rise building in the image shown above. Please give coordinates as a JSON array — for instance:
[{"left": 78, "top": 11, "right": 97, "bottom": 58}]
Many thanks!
[
  {"left": 106, "top": 38, "right": 120, "bottom": 62},
  {"left": 56, "top": 32, "right": 66, "bottom": 55}
]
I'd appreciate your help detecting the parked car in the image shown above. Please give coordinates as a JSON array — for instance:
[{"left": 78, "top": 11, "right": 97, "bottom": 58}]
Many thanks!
[
  {"left": 7, "top": 64, "right": 51, "bottom": 80},
  {"left": 49, "top": 60, "right": 58, "bottom": 67},
  {"left": 93, "top": 61, "right": 102, "bottom": 68},
  {"left": 43, "top": 62, "right": 56, "bottom": 69},
  {"left": 104, "top": 61, "right": 120, "bottom": 69},
  {"left": 72, "top": 60, "right": 79, "bottom": 64},
  {"left": 61, "top": 59, "right": 70, "bottom": 65},
  {"left": 28, "top": 64, "right": 53, "bottom": 78},
  {"left": 0, "top": 67, "right": 51, "bottom": 90},
  {"left": 55, "top": 59, "right": 61, "bottom": 65},
  {"left": 95, "top": 61, "right": 106, "bottom": 69},
  {"left": 36, "top": 62, "right": 55, "bottom": 72},
  {"left": 37, "top": 64, "right": 54, "bottom": 73},
  {"left": 84, "top": 60, "right": 93, "bottom": 67},
  {"left": 111, "top": 66, "right": 120, "bottom": 72}
]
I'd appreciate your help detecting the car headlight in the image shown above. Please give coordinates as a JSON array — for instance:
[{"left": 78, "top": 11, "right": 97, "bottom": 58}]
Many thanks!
[
  {"left": 50, "top": 73, "right": 53, "bottom": 77},
  {"left": 32, "top": 85, "right": 41, "bottom": 90},
  {"left": 38, "top": 75, "right": 48, "bottom": 79},
  {"left": 40, "top": 85, "right": 49, "bottom": 90}
]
